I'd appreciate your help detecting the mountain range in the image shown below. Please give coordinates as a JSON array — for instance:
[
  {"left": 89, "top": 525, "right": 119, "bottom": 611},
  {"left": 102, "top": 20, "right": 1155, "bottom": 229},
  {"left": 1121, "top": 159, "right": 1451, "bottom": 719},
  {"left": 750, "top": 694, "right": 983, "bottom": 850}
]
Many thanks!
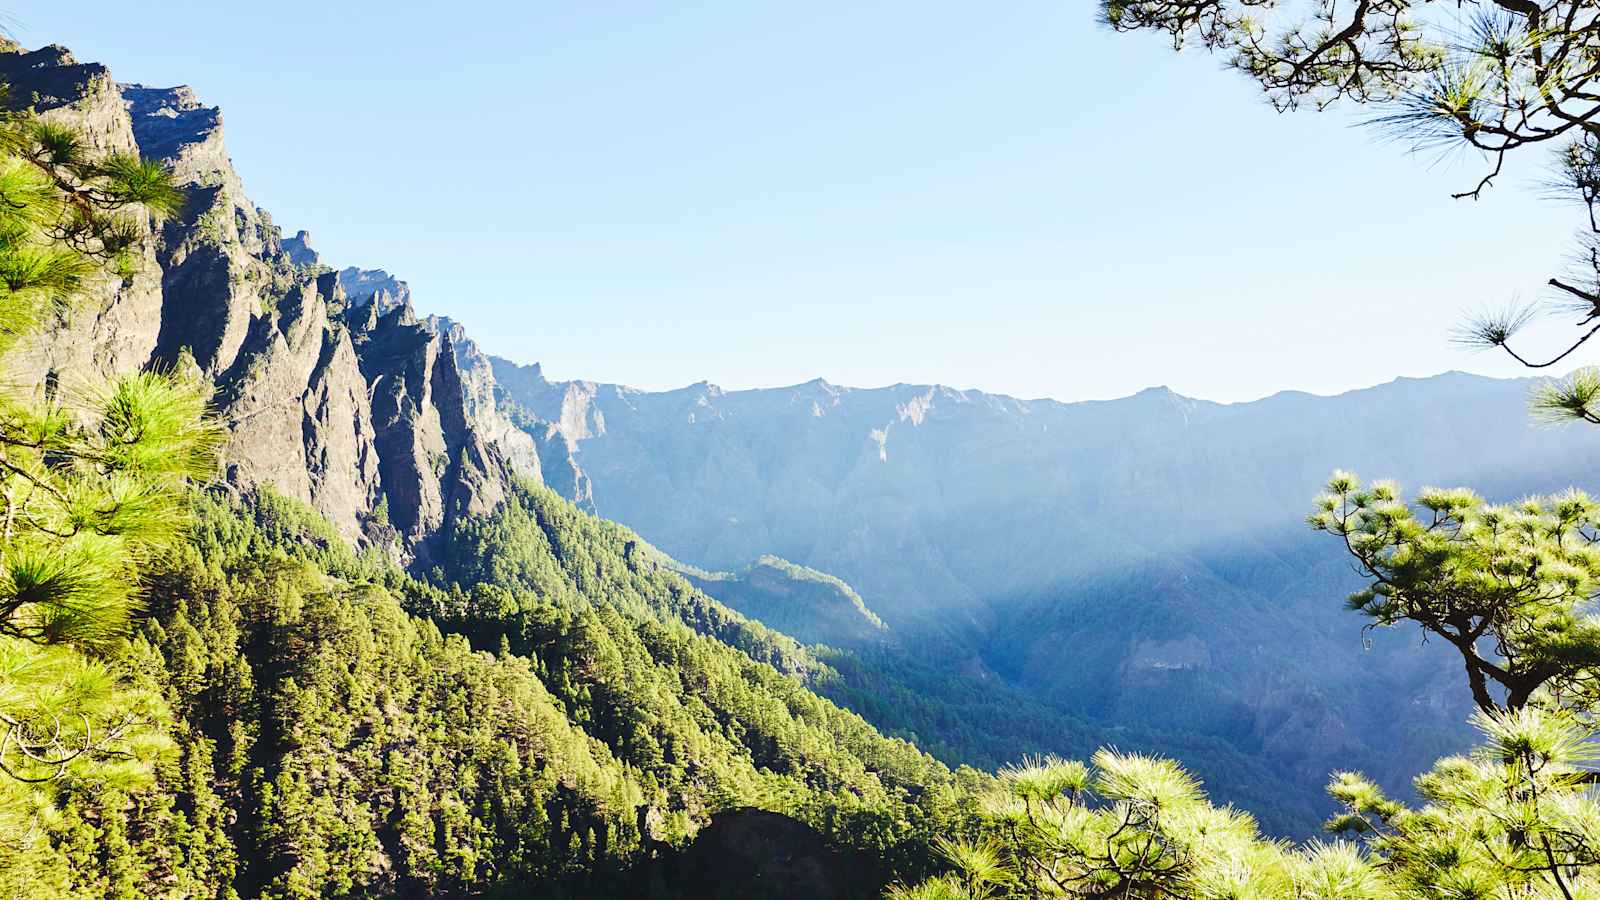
[
  {"left": 478, "top": 356, "right": 1600, "bottom": 828},
  {"left": 9, "top": 39, "right": 1599, "bottom": 842}
]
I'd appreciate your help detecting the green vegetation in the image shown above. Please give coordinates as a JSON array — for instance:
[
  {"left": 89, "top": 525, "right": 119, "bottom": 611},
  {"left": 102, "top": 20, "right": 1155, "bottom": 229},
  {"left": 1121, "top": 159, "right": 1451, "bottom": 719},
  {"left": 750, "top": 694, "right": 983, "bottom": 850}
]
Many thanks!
[
  {"left": 0, "top": 98, "right": 221, "bottom": 891},
  {"left": 892, "top": 706, "right": 1600, "bottom": 898},
  {"left": 8, "top": 490, "right": 650, "bottom": 898},
  {"left": 424, "top": 482, "right": 961, "bottom": 866},
  {"left": 680, "top": 554, "right": 887, "bottom": 634},
  {"left": 1310, "top": 473, "right": 1600, "bottom": 714},
  {"left": 644, "top": 545, "right": 1332, "bottom": 836},
  {"left": 887, "top": 474, "right": 1600, "bottom": 898},
  {"left": 0, "top": 482, "right": 977, "bottom": 898},
  {"left": 676, "top": 554, "right": 888, "bottom": 649}
]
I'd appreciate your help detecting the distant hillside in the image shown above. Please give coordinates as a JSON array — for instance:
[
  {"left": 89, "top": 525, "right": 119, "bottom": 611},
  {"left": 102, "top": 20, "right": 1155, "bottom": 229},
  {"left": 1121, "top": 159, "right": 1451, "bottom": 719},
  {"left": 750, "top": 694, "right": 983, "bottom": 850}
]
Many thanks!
[
  {"left": 675, "top": 555, "right": 889, "bottom": 649},
  {"left": 486, "top": 358, "right": 1600, "bottom": 820}
]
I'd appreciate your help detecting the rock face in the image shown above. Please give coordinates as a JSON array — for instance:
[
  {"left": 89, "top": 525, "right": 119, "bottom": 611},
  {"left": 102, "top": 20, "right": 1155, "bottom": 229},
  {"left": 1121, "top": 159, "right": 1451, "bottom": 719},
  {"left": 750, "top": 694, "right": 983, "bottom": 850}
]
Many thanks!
[
  {"left": 422, "top": 314, "right": 541, "bottom": 482},
  {"left": 0, "top": 45, "right": 164, "bottom": 391},
  {"left": 211, "top": 276, "right": 384, "bottom": 540},
  {"left": 351, "top": 304, "right": 508, "bottom": 561},
  {"left": 486, "top": 357, "right": 596, "bottom": 511},
  {"left": 281, "top": 230, "right": 318, "bottom": 267},
  {"left": 0, "top": 43, "right": 521, "bottom": 555},
  {"left": 337, "top": 266, "right": 410, "bottom": 313},
  {"left": 127, "top": 82, "right": 273, "bottom": 378}
]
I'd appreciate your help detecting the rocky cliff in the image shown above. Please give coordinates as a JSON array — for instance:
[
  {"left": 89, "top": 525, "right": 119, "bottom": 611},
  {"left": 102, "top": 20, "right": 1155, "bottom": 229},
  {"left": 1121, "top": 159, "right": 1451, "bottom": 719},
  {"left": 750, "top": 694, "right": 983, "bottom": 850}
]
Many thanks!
[
  {"left": 421, "top": 313, "right": 543, "bottom": 482},
  {"left": 0, "top": 42, "right": 536, "bottom": 561},
  {"left": 0, "top": 46, "right": 164, "bottom": 389},
  {"left": 476, "top": 355, "right": 596, "bottom": 511}
]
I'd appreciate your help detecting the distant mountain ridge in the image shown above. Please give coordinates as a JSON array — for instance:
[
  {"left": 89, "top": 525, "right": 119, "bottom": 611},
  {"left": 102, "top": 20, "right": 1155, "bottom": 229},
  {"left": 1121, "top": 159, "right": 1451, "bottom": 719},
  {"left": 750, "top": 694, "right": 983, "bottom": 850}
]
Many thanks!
[{"left": 482, "top": 355, "right": 1600, "bottom": 814}]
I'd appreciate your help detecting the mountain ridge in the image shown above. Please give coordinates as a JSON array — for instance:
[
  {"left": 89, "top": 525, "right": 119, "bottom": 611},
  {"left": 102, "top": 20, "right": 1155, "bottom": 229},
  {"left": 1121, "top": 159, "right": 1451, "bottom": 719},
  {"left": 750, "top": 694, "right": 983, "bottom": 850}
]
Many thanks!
[
  {"left": 480, "top": 350, "right": 1600, "bottom": 827},
  {"left": 0, "top": 42, "right": 543, "bottom": 566},
  {"left": 485, "top": 357, "right": 1515, "bottom": 414}
]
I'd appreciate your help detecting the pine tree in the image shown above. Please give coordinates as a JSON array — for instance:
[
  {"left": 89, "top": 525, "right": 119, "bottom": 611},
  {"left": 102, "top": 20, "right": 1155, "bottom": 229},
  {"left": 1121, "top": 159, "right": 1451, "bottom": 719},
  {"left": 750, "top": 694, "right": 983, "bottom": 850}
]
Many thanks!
[
  {"left": 886, "top": 752, "right": 1392, "bottom": 898},
  {"left": 1103, "top": 1, "right": 1600, "bottom": 420},
  {"left": 1309, "top": 471, "right": 1600, "bottom": 714},
  {"left": 1327, "top": 706, "right": 1600, "bottom": 898},
  {"left": 0, "top": 86, "right": 218, "bottom": 847}
]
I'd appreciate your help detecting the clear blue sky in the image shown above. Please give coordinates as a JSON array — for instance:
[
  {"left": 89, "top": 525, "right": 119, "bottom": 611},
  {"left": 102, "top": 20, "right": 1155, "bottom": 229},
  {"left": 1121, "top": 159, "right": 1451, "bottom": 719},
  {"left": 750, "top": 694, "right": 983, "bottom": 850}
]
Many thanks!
[{"left": 17, "top": 2, "right": 1581, "bottom": 401}]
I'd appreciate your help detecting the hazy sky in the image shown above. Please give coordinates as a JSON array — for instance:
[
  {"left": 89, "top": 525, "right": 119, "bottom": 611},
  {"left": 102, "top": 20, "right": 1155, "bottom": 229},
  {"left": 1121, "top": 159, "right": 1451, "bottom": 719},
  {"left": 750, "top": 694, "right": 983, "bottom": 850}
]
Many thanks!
[{"left": 18, "top": 2, "right": 1584, "bottom": 401}]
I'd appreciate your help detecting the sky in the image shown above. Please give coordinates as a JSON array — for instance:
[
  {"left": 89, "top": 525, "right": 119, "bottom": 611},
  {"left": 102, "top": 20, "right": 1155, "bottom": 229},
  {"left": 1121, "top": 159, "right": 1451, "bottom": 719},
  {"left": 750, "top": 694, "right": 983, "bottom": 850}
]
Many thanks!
[{"left": 14, "top": 2, "right": 1586, "bottom": 402}]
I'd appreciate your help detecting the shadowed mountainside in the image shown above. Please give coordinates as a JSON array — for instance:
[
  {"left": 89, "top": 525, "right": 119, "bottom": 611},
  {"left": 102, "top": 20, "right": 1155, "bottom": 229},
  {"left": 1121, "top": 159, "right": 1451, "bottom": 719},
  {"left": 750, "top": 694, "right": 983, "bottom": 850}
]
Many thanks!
[{"left": 486, "top": 359, "right": 1600, "bottom": 818}]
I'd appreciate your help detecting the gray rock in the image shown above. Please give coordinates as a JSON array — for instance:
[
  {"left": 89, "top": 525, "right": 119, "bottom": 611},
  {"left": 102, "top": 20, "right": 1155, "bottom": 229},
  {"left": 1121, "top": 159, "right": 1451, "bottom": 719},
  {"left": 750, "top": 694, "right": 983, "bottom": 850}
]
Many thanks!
[
  {"left": 423, "top": 315, "right": 541, "bottom": 482},
  {"left": 0, "top": 45, "right": 163, "bottom": 394},
  {"left": 282, "top": 230, "right": 320, "bottom": 267},
  {"left": 0, "top": 42, "right": 523, "bottom": 558},
  {"left": 354, "top": 304, "right": 508, "bottom": 563},
  {"left": 338, "top": 267, "right": 410, "bottom": 311}
]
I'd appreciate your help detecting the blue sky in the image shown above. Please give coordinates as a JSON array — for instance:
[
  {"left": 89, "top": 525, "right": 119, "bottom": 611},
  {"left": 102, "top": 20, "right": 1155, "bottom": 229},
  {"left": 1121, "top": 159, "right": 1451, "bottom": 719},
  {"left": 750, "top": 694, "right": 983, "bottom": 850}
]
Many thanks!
[{"left": 19, "top": 2, "right": 1582, "bottom": 401}]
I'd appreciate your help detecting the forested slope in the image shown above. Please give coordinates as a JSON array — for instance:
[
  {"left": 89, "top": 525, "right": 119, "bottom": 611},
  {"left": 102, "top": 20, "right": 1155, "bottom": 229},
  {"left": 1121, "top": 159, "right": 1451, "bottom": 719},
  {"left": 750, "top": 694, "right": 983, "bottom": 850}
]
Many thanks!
[{"left": 5, "top": 487, "right": 966, "bottom": 898}]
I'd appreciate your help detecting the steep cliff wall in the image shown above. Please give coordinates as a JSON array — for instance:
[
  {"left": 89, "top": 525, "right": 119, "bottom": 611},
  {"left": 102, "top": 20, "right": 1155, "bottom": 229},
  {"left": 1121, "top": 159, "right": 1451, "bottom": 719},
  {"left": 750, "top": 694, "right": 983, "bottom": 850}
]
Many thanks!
[
  {"left": 0, "top": 42, "right": 528, "bottom": 557},
  {"left": 0, "top": 46, "right": 164, "bottom": 390}
]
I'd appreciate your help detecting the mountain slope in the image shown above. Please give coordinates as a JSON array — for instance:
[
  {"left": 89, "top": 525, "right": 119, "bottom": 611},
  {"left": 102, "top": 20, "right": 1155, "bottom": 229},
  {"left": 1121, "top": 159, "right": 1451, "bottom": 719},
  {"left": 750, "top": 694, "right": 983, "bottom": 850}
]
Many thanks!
[
  {"left": 676, "top": 555, "right": 890, "bottom": 649},
  {"left": 9, "top": 486, "right": 953, "bottom": 898},
  {"left": 485, "top": 360, "right": 1600, "bottom": 818}
]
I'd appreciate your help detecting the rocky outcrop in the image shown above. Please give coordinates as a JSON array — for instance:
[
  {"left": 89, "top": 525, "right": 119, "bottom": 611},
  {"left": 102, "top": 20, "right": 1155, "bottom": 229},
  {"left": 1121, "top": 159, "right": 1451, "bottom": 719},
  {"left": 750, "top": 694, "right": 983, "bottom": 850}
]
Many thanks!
[
  {"left": 0, "top": 45, "right": 164, "bottom": 392},
  {"left": 485, "top": 356, "right": 595, "bottom": 511},
  {"left": 490, "top": 357, "right": 612, "bottom": 442},
  {"left": 0, "top": 43, "right": 522, "bottom": 556},
  {"left": 212, "top": 276, "right": 384, "bottom": 539},
  {"left": 338, "top": 266, "right": 409, "bottom": 313},
  {"left": 282, "top": 230, "right": 319, "bottom": 267},
  {"left": 351, "top": 303, "right": 507, "bottom": 560},
  {"left": 423, "top": 315, "right": 541, "bottom": 482},
  {"left": 127, "top": 83, "right": 292, "bottom": 378}
]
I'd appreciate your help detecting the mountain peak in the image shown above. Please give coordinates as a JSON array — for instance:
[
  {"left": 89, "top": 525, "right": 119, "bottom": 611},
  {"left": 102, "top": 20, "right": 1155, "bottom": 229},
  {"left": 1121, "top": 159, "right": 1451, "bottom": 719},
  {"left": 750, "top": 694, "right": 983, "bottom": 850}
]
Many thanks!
[
  {"left": 283, "top": 229, "right": 319, "bottom": 267},
  {"left": 338, "top": 267, "right": 411, "bottom": 312}
]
